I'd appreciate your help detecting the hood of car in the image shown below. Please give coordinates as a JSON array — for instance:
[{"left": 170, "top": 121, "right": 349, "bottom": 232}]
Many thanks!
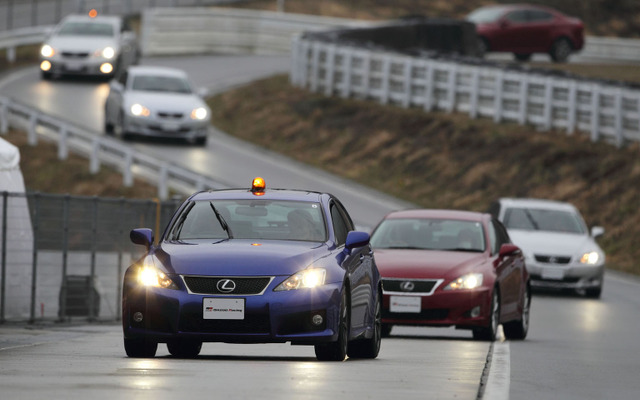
[
  {"left": 125, "top": 92, "right": 207, "bottom": 113},
  {"left": 155, "top": 240, "right": 329, "bottom": 276},
  {"left": 507, "top": 230, "right": 598, "bottom": 257},
  {"left": 47, "top": 36, "right": 117, "bottom": 52},
  {"left": 373, "top": 248, "right": 486, "bottom": 279}
]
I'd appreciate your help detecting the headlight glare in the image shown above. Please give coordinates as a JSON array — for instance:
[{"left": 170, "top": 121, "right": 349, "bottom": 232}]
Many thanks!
[
  {"left": 445, "top": 273, "right": 483, "bottom": 290},
  {"left": 130, "top": 103, "right": 150, "bottom": 117},
  {"left": 137, "top": 263, "right": 177, "bottom": 289},
  {"left": 191, "top": 107, "right": 208, "bottom": 120},
  {"left": 274, "top": 268, "right": 326, "bottom": 291},
  {"left": 41, "top": 44, "right": 54, "bottom": 58},
  {"left": 580, "top": 251, "right": 599, "bottom": 265},
  {"left": 101, "top": 46, "right": 116, "bottom": 59}
]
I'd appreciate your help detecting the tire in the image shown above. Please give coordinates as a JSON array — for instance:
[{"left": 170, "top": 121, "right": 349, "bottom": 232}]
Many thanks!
[
  {"left": 347, "top": 290, "right": 382, "bottom": 359},
  {"left": 503, "top": 285, "right": 530, "bottom": 340},
  {"left": 315, "top": 289, "right": 349, "bottom": 361},
  {"left": 41, "top": 71, "right": 53, "bottom": 80},
  {"left": 114, "top": 111, "right": 133, "bottom": 141},
  {"left": 550, "top": 38, "right": 572, "bottom": 63},
  {"left": 381, "top": 323, "right": 392, "bottom": 338},
  {"left": 585, "top": 285, "right": 602, "bottom": 299},
  {"left": 472, "top": 289, "right": 500, "bottom": 341},
  {"left": 167, "top": 339, "right": 202, "bottom": 358},
  {"left": 124, "top": 337, "right": 157, "bottom": 358},
  {"left": 514, "top": 53, "right": 532, "bottom": 62},
  {"left": 194, "top": 136, "right": 207, "bottom": 146}
]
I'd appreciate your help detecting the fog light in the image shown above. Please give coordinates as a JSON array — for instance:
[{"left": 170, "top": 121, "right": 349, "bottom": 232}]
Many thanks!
[
  {"left": 133, "top": 312, "right": 144, "bottom": 322},
  {"left": 40, "top": 60, "right": 52, "bottom": 71},
  {"left": 311, "top": 314, "right": 323, "bottom": 326},
  {"left": 470, "top": 306, "right": 480, "bottom": 318},
  {"left": 100, "top": 63, "right": 113, "bottom": 74}
]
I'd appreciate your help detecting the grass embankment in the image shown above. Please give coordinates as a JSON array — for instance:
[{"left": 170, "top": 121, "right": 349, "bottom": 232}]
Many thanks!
[{"left": 207, "top": 75, "right": 640, "bottom": 276}]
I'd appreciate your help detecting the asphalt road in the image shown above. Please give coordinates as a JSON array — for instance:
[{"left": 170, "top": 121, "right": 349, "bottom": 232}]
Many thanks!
[{"left": 2, "top": 55, "right": 640, "bottom": 399}]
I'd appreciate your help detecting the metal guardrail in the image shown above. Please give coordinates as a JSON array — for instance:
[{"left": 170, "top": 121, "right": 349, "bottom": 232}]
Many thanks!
[
  {"left": 290, "top": 38, "right": 640, "bottom": 147},
  {"left": 0, "top": 96, "right": 226, "bottom": 199}
]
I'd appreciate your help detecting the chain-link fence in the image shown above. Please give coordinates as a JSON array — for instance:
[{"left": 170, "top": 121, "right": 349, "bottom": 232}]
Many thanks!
[{"left": 0, "top": 191, "right": 183, "bottom": 323}]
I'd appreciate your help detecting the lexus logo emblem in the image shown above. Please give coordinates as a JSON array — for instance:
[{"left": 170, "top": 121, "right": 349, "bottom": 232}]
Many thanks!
[
  {"left": 217, "top": 279, "right": 236, "bottom": 293},
  {"left": 400, "top": 281, "right": 415, "bottom": 292},
  {"left": 549, "top": 257, "right": 558, "bottom": 264}
]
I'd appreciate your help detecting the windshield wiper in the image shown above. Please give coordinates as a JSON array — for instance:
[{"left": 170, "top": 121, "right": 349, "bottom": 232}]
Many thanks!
[{"left": 210, "top": 202, "right": 233, "bottom": 239}]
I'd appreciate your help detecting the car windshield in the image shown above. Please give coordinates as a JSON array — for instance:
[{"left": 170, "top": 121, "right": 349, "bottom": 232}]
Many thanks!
[
  {"left": 131, "top": 75, "right": 192, "bottom": 94},
  {"left": 58, "top": 22, "right": 114, "bottom": 37},
  {"left": 503, "top": 207, "right": 586, "bottom": 234},
  {"left": 169, "top": 199, "right": 327, "bottom": 242},
  {"left": 466, "top": 7, "right": 505, "bottom": 23},
  {"left": 371, "top": 218, "right": 485, "bottom": 252}
]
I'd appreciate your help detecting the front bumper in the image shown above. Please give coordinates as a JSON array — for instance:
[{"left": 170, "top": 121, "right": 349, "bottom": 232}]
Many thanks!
[
  {"left": 381, "top": 287, "right": 491, "bottom": 330},
  {"left": 122, "top": 282, "right": 342, "bottom": 345},
  {"left": 527, "top": 261, "right": 604, "bottom": 290},
  {"left": 125, "top": 116, "right": 209, "bottom": 141},
  {"left": 40, "top": 57, "right": 115, "bottom": 77}
]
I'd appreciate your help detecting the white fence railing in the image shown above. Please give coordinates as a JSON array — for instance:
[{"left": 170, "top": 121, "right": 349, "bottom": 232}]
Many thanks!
[
  {"left": 290, "top": 38, "right": 640, "bottom": 147},
  {"left": 0, "top": 97, "right": 226, "bottom": 199}
]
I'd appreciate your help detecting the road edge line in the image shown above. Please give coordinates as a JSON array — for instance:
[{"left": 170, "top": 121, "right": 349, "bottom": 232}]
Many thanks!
[{"left": 477, "top": 327, "right": 510, "bottom": 400}]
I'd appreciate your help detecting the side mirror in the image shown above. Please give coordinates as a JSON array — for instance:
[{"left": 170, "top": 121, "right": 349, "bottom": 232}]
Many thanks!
[
  {"left": 131, "top": 228, "right": 154, "bottom": 250},
  {"left": 499, "top": 243, "right": 520, "bottom": 258},
  {"left": 345, "top": 231, "right": 370, "bottom": 251},
  {"left": 591, "top": 226, "right": 605, "bottom": 238}
]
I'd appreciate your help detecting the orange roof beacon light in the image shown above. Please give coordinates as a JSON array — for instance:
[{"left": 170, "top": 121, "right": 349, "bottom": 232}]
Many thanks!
[
  {"left": 251, "top": 177, "right": 266, "bottom": 195},
  {"left": 88, "top": 9, "right": 98, "bottom": 18}
]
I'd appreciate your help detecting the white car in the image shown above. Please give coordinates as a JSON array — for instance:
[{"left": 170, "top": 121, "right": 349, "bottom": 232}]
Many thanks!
[
  {"left": 39, "top": 13, "right": 138, "bottom": 80},
  {"left": 489, "top": 198, "right": 605, "bottom": 298},
  {"left": 104, "top": 66, "right": 211, "bottom": 145}
]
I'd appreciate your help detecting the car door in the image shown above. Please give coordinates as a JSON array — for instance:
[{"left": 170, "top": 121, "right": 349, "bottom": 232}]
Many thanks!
[
  {"left": 330, "top": 199, "right": 374, "bottom": 336},
  {"left": 490, "top": 219, "right": 522, "bottom": 320},
  {"left": 493, "top": 9, "right": 529, "bottom": 51}
]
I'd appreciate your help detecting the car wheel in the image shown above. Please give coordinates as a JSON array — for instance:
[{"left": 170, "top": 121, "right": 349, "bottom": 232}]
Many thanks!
[
  {"left": 167, "top": 339, "right": 202, "bottom": 358},
  {"left": 124, "top": 337, "right": 157, "bottom": 358},
  {"left": 472, "top": 289, "right": 500, "bottom": 341},
  {"left": 315, "top": 289, "right": 349, "bottom": 361},
  {"left": 41, "top": 71, "right": 53, "bottom": 80},
  {"left": 585, "top": 285, "right": 602, "bottom": 299},
  {"left": 114, "top": 111, "right": 132, "bottom": 141},
  {"left": 550, "top": 38, "right": 572, "bottom": 63},
  {"left": 514, "top": 53, "right": 532, "bottom": 62},
  {"left": 503, "top": 285, "right": 530, "bottom": 340},
  {"left": 194, "top": 136, "right": 207, "bottom": 146},
  {"left": 381, "top": 323, "right": 392, "bottom": 338},
  {"left": 347, "top": 289, "right": 382, "bottom": 359},
  {"left": 476, "top": 37, "right": 489, "bottom": 58},
  {"left": 104, "top": 107, "right": 114, "bottom": 134}
]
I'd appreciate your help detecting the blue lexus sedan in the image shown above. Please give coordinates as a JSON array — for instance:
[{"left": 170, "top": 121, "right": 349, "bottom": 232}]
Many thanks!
[{"left": 122, "top": 178, "right": 382, "bottom": 361}]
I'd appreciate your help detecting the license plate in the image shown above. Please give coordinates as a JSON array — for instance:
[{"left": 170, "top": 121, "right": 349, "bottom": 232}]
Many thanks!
[
  {"left": 390, "top": 296, "right": 421, "bottom": 313},
  {"left": 542, "top": 268, "right": 564, "bottom": 280},
  {"left": 203, "top": 298, "right": 245, "bottom": 320},
  {"left": 64, "top": 62, "right": 83, "bottom": 71},
  {"left": 161, "top": 122, "right": 180, "bottom": 131}
]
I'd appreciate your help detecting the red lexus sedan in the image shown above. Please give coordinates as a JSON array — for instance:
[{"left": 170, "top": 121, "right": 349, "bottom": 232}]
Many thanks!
[
  {"left": 466, "top": 3, "right": 584, "bottom": 62},
  {"left": 370, "top": 209, "right": 530, "bottom": 341}
]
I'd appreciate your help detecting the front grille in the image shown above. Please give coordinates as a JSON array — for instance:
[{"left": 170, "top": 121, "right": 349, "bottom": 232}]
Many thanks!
[
  {"left": 183, "top": 276, "right": 272, "bottom": 295},
  {"left": 180, "top": 313, "right": 271, "bottom": 334},
  {"left": 158, "top": 112, "right": 184, "bottom": 119},
  {"left": 534, "top": 255, "right": 572, "bottom": 264},
  {"left": 530, "top": 274, "right": 580, "bottom": 283},
  {"left": 61, "top": 52, "right": 89, "bottom": 58},
  {"left": 382, "top": 309, "right": 449, "bottom": 321},
  {"left": 382, "top": 278, "right": 440, "bottom": 294}
]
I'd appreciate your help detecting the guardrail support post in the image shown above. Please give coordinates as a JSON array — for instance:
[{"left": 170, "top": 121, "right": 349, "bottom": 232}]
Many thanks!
[
  {"left": 0, "top": 101, "right": 8, "bottom": 134},
  {"left": 123, "top": 149, "right": 133, "bottom": 187},
  {"left": 542, "top": 77, "right": 553, "bottom": 131},
  {"left": 590, "top": 84, "right": 600, "bottom": 142},
  {"left": 6, "top": 47, "right": 16, "bottom": 63},
  {"left": 28, "top": 112, "right": 38, "bottom": 145},
  {"left": 58, "top": 124, "right": 68, "bottom": 160},
  {"left": 614, "top": 89, "right": 624, "bottom": 148},
  {"left": 493, "top": 71, "right": 504, "bottom": 123},
  {"left": 324, "top": 45, "right": 336, "bottom": 96},
  {"left": 446, "top": 63, "right": 457, "bottom": 113},
  {"left": 469, "top": 68, "right": 480, "bottom": 118},
  {"left": 158, "top": 163, "right": 168, "bottom": 200},
  {"left": 341, "top": 49, "right": 352, "bottom": 99},
  {"left": 381, "top": 56, "right": 391, "bottom": 105},
  {"left": 90, "top": 138, "right": 100, "bottom": 174},
  {"left": 518, "top": 74, "right": 528, "bottom": 126},
  {"left": 423, "top": 62, "right": 434, "bottom": 112},
  {"left": 567, "top": 81, "right": 577, "bottom": 134}
]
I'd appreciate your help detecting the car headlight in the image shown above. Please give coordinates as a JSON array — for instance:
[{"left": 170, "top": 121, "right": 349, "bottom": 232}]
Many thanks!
[
  {"left": 580, "top": 251, "right": 600, "bottom": 265},
  {"left": 130, "top": 103, "right": 150, "bottom": 117},
  {"left": 137, "top": 261, "right": 178, "bottom": 289},
  {"left": 444, "top": 273, "right": 483, "bottom": 290},
  {"left": 190, "top": 107, "right": 208, "bottom": 120},
  {"left": 101, "top": 46, "right": 116, "bottom": 59},
  {"left": 274, "top": 268, "right": 326, "bottom": 291},
  {"left": 41, "top": 44, "right": 55, "bottom": 58}
]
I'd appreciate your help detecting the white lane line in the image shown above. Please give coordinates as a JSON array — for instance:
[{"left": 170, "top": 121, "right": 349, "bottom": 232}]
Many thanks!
[{"left": 482, "top": 326, "right": 511, "bottom": 400}]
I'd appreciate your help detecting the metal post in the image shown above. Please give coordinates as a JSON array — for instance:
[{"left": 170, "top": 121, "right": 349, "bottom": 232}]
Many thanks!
[
  {"left": 0, "top": 100, "right": 8, "bottom": 134},
  {"left": 1, "top": 191, "right": 8, "bottom": 323},
  {"left": 58, "top": 195, "right": 70, "bottom": 321},
  {"left": 116, "top": 197, "right": 126, "bottom": 321},
  {"left": 29, "top": 193, "right": 40, "bottom": 324},
  {"left": 88, "top": 196, "right": 98, "bottom": 321}
]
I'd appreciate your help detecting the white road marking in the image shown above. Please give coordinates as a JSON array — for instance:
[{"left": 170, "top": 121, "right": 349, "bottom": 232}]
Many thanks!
[{"left": 482, "top": 325, "right": 511, "bottom": 400}]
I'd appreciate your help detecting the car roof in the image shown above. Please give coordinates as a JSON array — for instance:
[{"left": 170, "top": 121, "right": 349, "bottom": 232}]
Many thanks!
[
  {"left": 127, "top": 65, "right": 189, "bottom": 78},
  {"left": 383, "top": 209, "right": 488, "bottom": 223},
  {"left": 188, "top": 188, "right": 327, "bottom": 203},
  {"left": 475, "top": 3, "right": 560, "bottom": 14},
  {"left": 497, "top": 198, "right": 578, "bottom": 212}
]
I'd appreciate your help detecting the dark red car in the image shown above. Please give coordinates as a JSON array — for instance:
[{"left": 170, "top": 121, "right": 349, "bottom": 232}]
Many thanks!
[
  {"left": 466, "top": 3, "right": 584, "bottom": 62},
  {"left": 370, "top": 209, "right": 530, "bottom": 341}
]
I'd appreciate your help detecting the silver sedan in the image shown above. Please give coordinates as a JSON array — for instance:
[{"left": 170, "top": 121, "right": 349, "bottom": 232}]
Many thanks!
[
  {"left": 104, "top": 66, "right": 211, "bottom": 146},
  {"left": 39, "top": 12, "right": 138, "bottom": 80}
]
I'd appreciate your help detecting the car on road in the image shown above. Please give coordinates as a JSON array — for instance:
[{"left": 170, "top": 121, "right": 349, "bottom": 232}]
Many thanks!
[
  {"left": 39, "top": 12, "right": 138, "bottom": 80},
  {"left": 489, "top": 198, "right": 605, "bottom": 298},
  {"left": 370, "top": 209, "right": 530, "bottom": 341},
  {"left": 122, "top": 178, "right": 382, "bottom": 360},
  {"left": 466, "top": 3, "right": 584, "bottom": 62},
  {"left": 104, "top": 65, "right": 211, "bottom": 145}
]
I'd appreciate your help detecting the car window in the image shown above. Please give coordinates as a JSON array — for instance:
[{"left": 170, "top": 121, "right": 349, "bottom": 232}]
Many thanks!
[
  {"left": 330, "top": 202, "right": 350, "bottom": 246},
  {"left": 169, "top": 200, "right": 326, "bottom": 242},
  {"left": 503, "top": 207, "right": 586, "bottom": 234},
  {"left": 466, "top": 7, "right": 505, "bottom": 23},
  {"left": 529, "top": 10, "right": 553, "bottom": 22},
  {"left": 490, "top": 219, "right": 511, "bottom": 255},
  {"left": 505, "top": 10, "right": 528, "bottom": 23},
  {"left": 58, "top": 22, "right": 114, "bottom": 37},
  {"left": 131, "top": 75, "right": 192, "bottom": 94},
  {"left": 371, "top": 218, "right": 486, "bottom": 252}
]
